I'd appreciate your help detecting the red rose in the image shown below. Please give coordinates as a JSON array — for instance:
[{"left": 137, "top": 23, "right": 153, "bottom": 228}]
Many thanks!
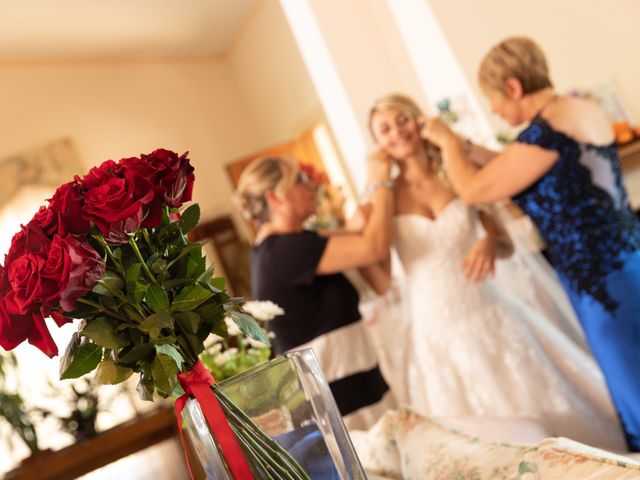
[
  {"left": 79, "top": 160, "right": 121, "bottom": 190},
  {"left": 6, "top": 223, "right": 51, "bottom": 266},
  {"left": 33, "top": 181, "right": 90, "bottom": 236},
  {"left": 141, "top": 149, "right": 194, "bottom": 208},
  {"left": 0, "top": 298, "right": 58, "bottom": 358},
  {"left": 0, "top": 264, "right": 7, "bottom": 292},
  {"left": 4, "top": 224, "right": 51, "bottom": 314},
  {"left": 5, "top": 253, "right": 46, "bottom": 314},
  {"left": 40, "top": 235, "right": 73, "bottom": 304},
  {"left": 82, "top": 172, "right": 154, "bottom": 243},
  {"left": 59, "top": 236, "right": 106, "bottom": 312}
]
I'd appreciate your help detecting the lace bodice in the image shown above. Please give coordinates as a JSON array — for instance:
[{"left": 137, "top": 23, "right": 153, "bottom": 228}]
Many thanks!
[{"left": 394, "top": 198, "right": 478, "bottom": 285}]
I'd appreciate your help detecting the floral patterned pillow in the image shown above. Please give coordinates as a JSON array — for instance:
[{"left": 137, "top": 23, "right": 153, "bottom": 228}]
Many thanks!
[
  {"left": 350, "top": 410, "right": 403, "bottom": 479},
  {"left": 352, "top": 408, "right": 531, "bottom": 479},
  {"left": 519, "top": 437, "right": 640, "bottom": 480},
  {"left": 351, "top": 409, "right": 640, "bottom": 479},
  {"left": 392, "top": 409, "right": 531, "bottom": 479}
]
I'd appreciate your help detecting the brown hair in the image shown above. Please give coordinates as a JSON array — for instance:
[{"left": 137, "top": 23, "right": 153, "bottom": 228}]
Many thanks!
[
  {"left": 478, "top": 36, "right": 552, "bottom": 96},
  {"left": 236, "top": 156, "right": 299, "bottom": 225}
]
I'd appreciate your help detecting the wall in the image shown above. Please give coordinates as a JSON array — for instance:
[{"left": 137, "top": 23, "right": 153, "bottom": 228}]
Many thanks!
[
  {"left": 427, "top": 0, "right": 640, "bottom": 130},
  {"left": 310, "top": 0, "right": 429, "bottom": 138},
  {"left": 226, "top": 0, "right": 321, "bottom": 152},
  {"left": 0, "top": 59, "right": 259, "bottom": 221}
]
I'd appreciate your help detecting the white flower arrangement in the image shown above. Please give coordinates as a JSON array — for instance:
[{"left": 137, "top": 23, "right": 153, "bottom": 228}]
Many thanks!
[
  {"left": 200, "top": 301, "right": 284, "bottom": 381},
  {"left": 242, "top": 300, "right": 285, "bottom": 322}
]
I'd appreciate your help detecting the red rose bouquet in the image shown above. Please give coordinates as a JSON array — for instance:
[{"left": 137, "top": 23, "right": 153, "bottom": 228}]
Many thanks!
[{"left": 0, "top": 149, "right": 309, "bottom": 479}]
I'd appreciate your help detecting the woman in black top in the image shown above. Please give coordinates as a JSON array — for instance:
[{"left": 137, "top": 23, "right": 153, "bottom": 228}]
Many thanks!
[{"left": 237, "top": 154, "right": 395, "bottom": 429}]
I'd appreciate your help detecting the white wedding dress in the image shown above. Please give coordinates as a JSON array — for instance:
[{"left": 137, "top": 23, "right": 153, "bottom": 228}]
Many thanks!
[{"left": 379, "top": 197, "right": 626, "bottom": 451}]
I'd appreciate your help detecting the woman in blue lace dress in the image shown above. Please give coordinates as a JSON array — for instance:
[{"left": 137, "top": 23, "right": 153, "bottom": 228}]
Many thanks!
[{"left": 421, "top": 36, "right": 640, "bottom": 451}]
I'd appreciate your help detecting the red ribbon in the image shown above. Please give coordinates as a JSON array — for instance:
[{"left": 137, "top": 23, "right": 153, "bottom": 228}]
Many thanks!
[{"left": 175, "top": 360, "right": 254, "bottom": 479}]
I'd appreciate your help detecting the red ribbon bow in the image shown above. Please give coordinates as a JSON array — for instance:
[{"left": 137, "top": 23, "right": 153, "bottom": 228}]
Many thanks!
[{"left": 175, "top": 360, "right": 254, "bottom": 479}]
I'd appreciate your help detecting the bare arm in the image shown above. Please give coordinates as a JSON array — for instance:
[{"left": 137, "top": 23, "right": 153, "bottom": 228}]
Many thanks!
[
  {"left": 423, "top": 119, "right": 558, "bottom": 204},
  {"left": 467, "top": 141, "right": 499, "bottom": 166},
  {"left": 316, "top": 150, "right": 394, "bottom": 274},
  {"left": 477, "top": 208, "right": 513, "bottom": 258},
  {"left": 358, "top": 255, "right": 392, "bottom": 295}
]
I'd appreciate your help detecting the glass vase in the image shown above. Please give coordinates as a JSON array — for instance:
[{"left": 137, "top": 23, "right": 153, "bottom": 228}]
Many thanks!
[{"left": 181, "top": 348, "right": 366, "bottom": 479}]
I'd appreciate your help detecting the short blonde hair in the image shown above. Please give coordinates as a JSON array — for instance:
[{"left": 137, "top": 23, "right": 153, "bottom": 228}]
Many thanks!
[
  {"left": 368, "top": 93, "right": 442, "bottom": 173},
  {"left": 478, "top": 37, "right": 552, "bottom": 96},
  {"left": 236, "top": 156, "right": 299, "bottom": 224}
]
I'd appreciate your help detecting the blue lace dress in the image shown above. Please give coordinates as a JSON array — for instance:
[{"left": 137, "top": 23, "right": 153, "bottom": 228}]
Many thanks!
[{"left": 514, "top": 115, "right": 640, "bottom": 451}]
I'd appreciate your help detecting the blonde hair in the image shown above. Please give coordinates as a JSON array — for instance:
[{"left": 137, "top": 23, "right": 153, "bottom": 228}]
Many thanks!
[
  {"left": 478, "top": 36, "right": 552, "bottom": 96},
  {"left": 368, "top": 93, "right": 443, "bottom": 175},
  {"left": 236, "top": 156, "right": 299, "bottom": 224}
]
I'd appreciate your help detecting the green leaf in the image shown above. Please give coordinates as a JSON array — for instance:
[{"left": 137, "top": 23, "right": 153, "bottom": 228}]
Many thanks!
[
  {"left": 197, "top": 302, "right": 224, "bottom": 323},
  {"left": 162, "top": 278, "right": 194, "bottom": 290},
  {"left": 139, "top": 311, "right": 174, "bottom": 339},
  {"left": 126, "top": 264, "right": 147, "bottom": 303},
  {"left": 156, "top": 345, "right": 184, "bottom": 371},
  {"left": 136, "top": 368, "right": 155, "bottom": 401},
  {"left": 145, "top": 284, "right": 170, "bottom": 313},
  {"left": 152, "top": 354, "right": 179, "bottom": 397},
  {"left": 229, "top": 311, "right": 269, "bottom": 345},
  {"left": 60, "top": 334, "right": 102, "bottom": 380},
  {"left": 125, "top": 263, "right": 142, "bottom": 286},
  {"left": 210, "top": 276, "right": 226, "bottom": 291},
  {"left": 93, "top": 270, "right": 124, "bottom": 296},
  {"left": 95, "top": 359, "right": 133, "bottom": 384},
  {"left": 82, "top": 317, "right": 130, "bottom": 350},
  {"left": 100, "top": 295, "right": 118, "bottom": 310},
  {"left": 210, "top": 318, "right": 229, "bottom": 341},
  {"left": 186, "top": 251, "right": 206, "bottom": 280},
  {"left": 153, "top": 336, "right": 177, "bottom": 346},
  {"left": 177, "top": 332, "right": 204, "bottom": 357},
  {"left": 118, "top": 343, "right": 155, "bottom": 363},
  {"left": 63, "top": 304, "right": 101, "bottom": 320},
  {"left": 171, "top": 285, "right": 213, "bottom": 312},
  {"left": 121, "top": 304, "right": 144, "bottom": 323},
  {"left": 150, "top": 258, "right": 168, "bottom": 275},
  {"left": 175, "top": 311, "right": 201, "bottom": 334},
  {"left": 197, "top": 265, "right": 214, "bottom": 284},
  {"left": 170, "top": 384, "right": 185, "bottom": 398},
  {"left": 166, "top": 244, "right": 200, "bottom": 270},
  {"left": 178, "top": 203, "right": 200, "bottom": 233}
]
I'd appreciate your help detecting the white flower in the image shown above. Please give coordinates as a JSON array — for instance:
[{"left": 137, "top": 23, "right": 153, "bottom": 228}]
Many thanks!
[
  {"left": 213, "top": 348, "right": 239, "bottom": 366},
  {"left": 204, "top": 334, "right": 224, "bottom": 348},
  {"left": 224, "top": 316, "right": 242, "bottom": 336},
  {"left": 245, "top": 337, "right": 269, "bottom": 349},
  {"left": 243, "top": 300, "right": 285, "bottom": 321}
]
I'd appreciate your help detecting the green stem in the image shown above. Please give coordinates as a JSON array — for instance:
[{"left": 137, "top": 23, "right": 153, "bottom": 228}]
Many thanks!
[
  {"left": 96, "top": 279, "right": 128, "bottom": 302},
  {"left": 76, "top": 298, "right": 131, "bottom": 323},
  {"left": 228, "top": 427, "right": 275, "bottom": 479},
  {"left": 142, "top": 228, "right": 154, "bottom": 253},
  {"left": 76, "top": 298, "right": 102, "bottom": 310},
  {"left": 93, "top": 234, "right": 126, "bottom": 277},
  {"left": 213, "top": 386, "right": 310, "bottom": 479},
  {"left": 128, "top": 237, "right": 156, "bottom": 284},
  {"left": 226, "top": 409, "right": 297, "bottom": 480},
  {"left": 175, "top": 321, "right": 198, "bottom": 368}
]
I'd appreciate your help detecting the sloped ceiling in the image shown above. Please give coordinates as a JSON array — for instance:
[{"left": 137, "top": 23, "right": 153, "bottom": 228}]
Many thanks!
[{"left": 0, "top": 0, "right": 259, "bottom": 60}]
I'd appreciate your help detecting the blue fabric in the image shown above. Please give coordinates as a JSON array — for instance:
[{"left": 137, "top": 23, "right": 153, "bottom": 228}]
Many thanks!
[
  {"left": 514, "top": 116, "right": 640, "bottom": 451},
  {"left": 275, "top": 424, "right": 340, "bottom": 479}
]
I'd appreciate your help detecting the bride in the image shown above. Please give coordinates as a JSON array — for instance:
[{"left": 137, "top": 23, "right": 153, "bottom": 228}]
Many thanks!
[{"left": 363, "top": 93, "right": 626, "bottom": 451}]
